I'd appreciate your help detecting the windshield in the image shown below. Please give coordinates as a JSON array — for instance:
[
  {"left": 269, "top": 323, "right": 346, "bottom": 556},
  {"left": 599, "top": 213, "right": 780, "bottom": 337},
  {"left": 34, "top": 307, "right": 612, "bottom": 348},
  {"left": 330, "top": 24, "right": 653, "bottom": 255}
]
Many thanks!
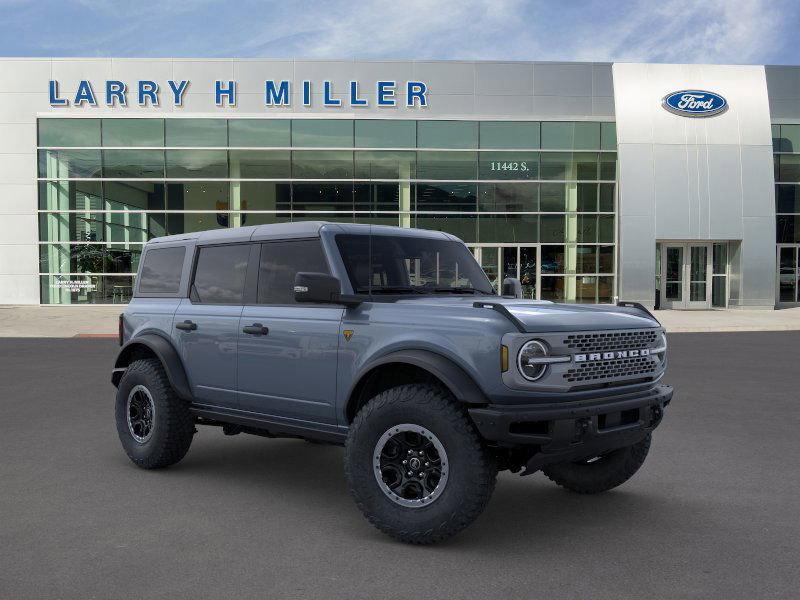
[{"left": 335, "top": 233, "right": 495, "bottom": 295}]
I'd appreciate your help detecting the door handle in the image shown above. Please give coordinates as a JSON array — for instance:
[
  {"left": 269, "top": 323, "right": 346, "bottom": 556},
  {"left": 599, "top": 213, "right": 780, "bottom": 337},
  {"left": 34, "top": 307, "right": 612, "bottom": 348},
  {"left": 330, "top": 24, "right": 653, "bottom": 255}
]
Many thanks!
[
  {"left": 175, "top": 320, "right": 197, "bottom": 331},
  {"left": 242, "top": 323, "right": 269, "bottom": 336}
]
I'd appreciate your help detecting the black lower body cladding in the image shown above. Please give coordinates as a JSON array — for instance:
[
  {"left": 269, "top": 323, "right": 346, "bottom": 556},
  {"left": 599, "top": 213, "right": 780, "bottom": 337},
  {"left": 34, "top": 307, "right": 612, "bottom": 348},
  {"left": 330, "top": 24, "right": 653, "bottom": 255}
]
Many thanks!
[{"left": 468, "top": 384, "right": 672, "bottom": 474}]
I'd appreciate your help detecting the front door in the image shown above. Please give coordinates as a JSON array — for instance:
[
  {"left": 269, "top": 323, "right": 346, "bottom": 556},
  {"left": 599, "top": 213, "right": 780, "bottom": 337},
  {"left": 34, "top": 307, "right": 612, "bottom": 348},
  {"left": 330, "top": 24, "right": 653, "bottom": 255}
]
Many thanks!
[
  {"left": 660, "top": 243, "right": 712, "bottom": 309},
  {"left": 236, "top": 239, "right": 343, "bottom": 425}
]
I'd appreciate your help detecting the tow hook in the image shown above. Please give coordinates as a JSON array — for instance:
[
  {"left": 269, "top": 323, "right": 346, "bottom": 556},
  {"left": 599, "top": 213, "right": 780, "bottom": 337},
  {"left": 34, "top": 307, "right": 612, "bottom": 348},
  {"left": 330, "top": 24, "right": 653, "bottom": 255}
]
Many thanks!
[{"left": 573, "top": 417, "right": 590, "bottom": 442}]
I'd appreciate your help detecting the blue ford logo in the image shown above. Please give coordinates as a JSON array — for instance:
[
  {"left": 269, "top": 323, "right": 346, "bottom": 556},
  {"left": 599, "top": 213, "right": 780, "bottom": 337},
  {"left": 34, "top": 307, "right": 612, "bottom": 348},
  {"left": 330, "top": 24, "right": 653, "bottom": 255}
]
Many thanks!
[{"left": 662, "top": 90, "right": 728, "bottom": 117}]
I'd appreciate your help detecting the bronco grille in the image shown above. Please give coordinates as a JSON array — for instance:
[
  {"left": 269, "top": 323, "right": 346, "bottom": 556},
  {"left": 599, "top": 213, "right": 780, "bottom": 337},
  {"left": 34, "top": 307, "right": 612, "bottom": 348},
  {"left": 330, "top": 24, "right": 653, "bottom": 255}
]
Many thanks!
[
  {"left": 563, "top": 355, "right": 657, "bottom": 383},
  {"left": 563, "top": 330, "right": 659, "bottom": 353}
]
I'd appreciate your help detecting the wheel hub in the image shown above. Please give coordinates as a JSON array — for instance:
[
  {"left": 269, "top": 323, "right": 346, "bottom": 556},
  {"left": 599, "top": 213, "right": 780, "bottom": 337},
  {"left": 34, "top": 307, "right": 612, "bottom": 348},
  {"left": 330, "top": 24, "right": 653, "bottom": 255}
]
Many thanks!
[
  {"left": 126, "top": 384, "right": 155, "bottom": 444},
  {"left": 373, "top": 424, "right": 448, "bottom": 508}
]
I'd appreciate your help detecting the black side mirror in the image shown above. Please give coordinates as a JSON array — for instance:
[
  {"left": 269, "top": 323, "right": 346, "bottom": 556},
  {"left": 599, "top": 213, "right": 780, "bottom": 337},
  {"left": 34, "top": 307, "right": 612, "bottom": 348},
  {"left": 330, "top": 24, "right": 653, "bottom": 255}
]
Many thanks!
[
  {"left": 502, "top": 277, "right": 523, "bottom": 299},
  {"left": 294, "top": 272, "right": 362, "bottom": 307}
]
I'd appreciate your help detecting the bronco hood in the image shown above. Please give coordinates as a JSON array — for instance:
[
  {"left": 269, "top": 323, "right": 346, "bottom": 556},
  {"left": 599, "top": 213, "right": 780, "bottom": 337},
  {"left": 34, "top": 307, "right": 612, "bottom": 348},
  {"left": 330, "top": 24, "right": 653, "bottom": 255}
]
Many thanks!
[{"left": 494, "top": 300, "right": 660, "bottom": 332}]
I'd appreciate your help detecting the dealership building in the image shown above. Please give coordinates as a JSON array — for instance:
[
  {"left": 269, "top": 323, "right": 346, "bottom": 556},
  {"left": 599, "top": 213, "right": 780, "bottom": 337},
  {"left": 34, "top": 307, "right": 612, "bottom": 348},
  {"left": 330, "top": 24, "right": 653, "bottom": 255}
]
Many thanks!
[{"left": 0, "top": 58, "right": 799, "bottom": 309}]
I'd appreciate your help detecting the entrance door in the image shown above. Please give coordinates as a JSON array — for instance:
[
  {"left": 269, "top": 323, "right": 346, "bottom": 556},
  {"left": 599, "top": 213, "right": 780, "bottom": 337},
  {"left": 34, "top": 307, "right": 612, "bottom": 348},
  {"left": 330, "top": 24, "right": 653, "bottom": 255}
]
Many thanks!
[
  {"left": 777, "top": 245, "right": 799, "bottom": 304},
  {"left": 474, "top": 245, "right": 539, "bottom": 299},
  {"left": 660, "top": 243, "right": 712, "bottom": 309}
]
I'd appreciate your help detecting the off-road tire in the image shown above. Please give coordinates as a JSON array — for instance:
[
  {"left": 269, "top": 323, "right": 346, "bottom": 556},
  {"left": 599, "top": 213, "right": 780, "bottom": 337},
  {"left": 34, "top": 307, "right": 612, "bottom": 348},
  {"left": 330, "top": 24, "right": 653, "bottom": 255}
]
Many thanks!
[
  {"left": 542, "top": 434, "right": 652, "bottom": 494},
  {"left": 345, "top": 383, "right": 497, "bottom": 544},
  {"left": 115, "top": 358, "right": 194, "bottom": 469}
]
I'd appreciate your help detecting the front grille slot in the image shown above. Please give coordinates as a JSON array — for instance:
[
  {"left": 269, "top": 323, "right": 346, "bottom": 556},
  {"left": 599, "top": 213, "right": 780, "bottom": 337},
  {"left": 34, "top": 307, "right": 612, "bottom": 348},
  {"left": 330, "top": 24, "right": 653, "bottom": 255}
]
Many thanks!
[
  {"left": 564, "top": 355, "right": 656, "bottom": 383},
  {"left": 563, "top": 330, "right": 658, "bottom": 353}
]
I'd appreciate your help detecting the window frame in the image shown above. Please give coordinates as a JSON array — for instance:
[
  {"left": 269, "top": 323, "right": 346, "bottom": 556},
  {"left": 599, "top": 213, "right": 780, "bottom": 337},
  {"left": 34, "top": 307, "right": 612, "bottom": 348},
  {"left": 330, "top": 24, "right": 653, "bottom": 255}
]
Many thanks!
[
  {"left": 134, "top": 244, "right": 187, "bottom": 298},
  {"left": 188, "top": 242, "right": 259, "bottom": 305}
]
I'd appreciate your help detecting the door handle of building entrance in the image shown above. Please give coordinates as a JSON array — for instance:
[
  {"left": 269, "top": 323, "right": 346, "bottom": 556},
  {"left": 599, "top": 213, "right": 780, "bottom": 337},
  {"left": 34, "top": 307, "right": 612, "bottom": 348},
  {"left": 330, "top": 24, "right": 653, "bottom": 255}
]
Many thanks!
[
  {"left": 242, "top": 323, "right": 269, "bottom": 336},
  {"left": 175, "top": 320, "right": 197, "bottom": 331}
]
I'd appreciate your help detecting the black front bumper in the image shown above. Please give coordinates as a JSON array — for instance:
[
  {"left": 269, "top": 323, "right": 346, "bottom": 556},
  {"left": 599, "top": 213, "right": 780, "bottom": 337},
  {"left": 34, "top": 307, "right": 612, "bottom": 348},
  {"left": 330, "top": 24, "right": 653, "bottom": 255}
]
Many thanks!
[{"left": 468, "top": 384, "right": 673, "bottom": 474}]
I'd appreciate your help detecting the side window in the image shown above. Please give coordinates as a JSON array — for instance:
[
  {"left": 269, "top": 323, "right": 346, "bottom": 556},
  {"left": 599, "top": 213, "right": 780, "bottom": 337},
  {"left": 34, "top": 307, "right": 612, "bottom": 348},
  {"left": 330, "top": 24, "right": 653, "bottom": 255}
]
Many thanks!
[
  {"left": 258, "top": 240, "right": 329, "bottom": 304},
  {"left": 137, "top": 246, "right": 185, "bottom": 294},
  {"left": 192, "top": 244, "right": 250, "bottom": 304}
]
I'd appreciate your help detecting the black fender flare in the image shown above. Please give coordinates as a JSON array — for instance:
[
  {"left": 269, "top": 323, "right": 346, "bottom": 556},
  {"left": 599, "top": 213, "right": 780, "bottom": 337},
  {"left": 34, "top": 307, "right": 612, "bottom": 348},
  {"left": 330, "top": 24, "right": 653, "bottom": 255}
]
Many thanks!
[
  {"left": 111, "top": 333, "right": 192, "bottom": 401},
  {"left": 348, "top": 349, "right": 488, "bottom": 410}
]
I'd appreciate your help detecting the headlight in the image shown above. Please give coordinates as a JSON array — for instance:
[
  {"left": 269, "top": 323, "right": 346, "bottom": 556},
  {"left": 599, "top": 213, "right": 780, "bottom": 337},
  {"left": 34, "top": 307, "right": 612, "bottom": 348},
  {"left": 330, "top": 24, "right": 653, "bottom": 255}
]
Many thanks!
[{"left": 517, "top": 340, "right": 549, "bottom": 381}]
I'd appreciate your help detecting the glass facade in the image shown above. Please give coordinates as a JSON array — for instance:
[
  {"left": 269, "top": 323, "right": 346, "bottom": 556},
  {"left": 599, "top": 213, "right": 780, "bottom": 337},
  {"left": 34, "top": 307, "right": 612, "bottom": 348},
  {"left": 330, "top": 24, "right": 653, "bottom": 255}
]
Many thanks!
[
  {"left": 774, "top": 124, "right": 800, "bottom": 304},
  {"left": 37, "top": 118, "right": 617, "bottom": 304}
]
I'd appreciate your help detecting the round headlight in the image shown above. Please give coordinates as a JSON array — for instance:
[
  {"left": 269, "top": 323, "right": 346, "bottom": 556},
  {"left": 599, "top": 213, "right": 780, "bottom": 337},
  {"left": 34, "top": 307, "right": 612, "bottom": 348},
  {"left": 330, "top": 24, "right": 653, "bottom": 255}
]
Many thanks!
[{"left": 517, "top": 340, "right": 549, "bottom": 381}]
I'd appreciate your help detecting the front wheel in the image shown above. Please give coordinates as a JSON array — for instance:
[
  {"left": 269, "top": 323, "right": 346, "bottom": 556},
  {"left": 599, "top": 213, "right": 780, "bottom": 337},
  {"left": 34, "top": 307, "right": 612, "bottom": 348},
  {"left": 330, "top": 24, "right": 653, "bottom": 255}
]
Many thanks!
[
  {"left": 345, "top": 384, "right": 497, "bottom": 545},
  {"left": 542, "top": 434, "right": 652, "bottom": 494}
]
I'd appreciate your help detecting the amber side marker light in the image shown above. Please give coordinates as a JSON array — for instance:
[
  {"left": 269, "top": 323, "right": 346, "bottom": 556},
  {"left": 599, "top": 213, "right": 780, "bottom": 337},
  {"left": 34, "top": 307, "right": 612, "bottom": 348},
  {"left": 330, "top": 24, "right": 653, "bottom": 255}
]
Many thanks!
[{"left": 501, "top": 345, "right": 509, "bottom": 372}]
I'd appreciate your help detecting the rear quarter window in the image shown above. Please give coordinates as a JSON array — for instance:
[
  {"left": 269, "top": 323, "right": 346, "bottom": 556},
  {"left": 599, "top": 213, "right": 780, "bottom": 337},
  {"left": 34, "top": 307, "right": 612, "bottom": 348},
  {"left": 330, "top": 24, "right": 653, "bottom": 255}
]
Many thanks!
[{"left": 137, "top": 246, "right": 186, "bottom": 295}]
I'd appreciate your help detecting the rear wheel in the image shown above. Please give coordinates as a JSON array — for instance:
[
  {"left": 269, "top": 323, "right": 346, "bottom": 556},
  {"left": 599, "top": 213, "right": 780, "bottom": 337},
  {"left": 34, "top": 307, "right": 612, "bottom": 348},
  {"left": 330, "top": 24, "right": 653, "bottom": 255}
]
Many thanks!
[
  {"left": 345, "top": 383, "right": 497, "bottom": 544},
  {"left": 542, "top": 434, "right": 652, "bottom": 494},
  {"left": 115, "top": 358, "right": 194, "bottom": 469}
]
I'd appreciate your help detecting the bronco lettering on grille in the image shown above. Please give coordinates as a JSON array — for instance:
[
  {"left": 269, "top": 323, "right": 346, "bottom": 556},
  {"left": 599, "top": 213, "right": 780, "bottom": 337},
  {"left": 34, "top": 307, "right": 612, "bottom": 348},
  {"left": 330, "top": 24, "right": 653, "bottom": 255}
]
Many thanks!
[{"left": 574, "top": 348, "right": 651, "bottom": 362}]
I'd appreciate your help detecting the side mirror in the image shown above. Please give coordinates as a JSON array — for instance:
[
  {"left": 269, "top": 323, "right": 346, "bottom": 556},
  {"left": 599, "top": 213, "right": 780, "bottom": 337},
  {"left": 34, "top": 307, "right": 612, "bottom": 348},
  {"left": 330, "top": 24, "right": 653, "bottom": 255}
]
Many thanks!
[
  {"left": 502, "top": 277, "right": 523, "bottom": 299},
  {"left": 294, "top": 272, "right": 361, "bottom": 307}
]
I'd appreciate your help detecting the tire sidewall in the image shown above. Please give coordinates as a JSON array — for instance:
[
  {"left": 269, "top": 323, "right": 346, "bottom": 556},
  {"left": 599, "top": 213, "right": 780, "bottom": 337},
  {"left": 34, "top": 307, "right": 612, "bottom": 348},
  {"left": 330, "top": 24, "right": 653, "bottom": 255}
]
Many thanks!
[{"left": 115, "top": 363, "right": 171, "bottom": 463}]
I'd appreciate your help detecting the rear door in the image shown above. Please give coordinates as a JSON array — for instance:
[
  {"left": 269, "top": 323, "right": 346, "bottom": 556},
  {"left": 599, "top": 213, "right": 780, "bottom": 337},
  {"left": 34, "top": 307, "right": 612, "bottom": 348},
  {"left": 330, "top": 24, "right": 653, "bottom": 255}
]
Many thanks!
[
  {"left": 173, "top": 243, "right": 256, "bottom": 408},
  {"left": 237, "top": 239, "right": 344, "bottom": 424}
]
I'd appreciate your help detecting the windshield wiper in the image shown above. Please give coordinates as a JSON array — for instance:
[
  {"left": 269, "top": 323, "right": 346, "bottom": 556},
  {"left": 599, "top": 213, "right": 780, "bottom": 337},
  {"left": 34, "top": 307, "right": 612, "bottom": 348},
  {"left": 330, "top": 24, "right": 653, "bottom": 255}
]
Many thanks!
[
  {"left": 431, "top": 286, "right": 486, "bottom": 295},
  {"left": 355, "top": 286, "right": 426, "bottom": 295}
]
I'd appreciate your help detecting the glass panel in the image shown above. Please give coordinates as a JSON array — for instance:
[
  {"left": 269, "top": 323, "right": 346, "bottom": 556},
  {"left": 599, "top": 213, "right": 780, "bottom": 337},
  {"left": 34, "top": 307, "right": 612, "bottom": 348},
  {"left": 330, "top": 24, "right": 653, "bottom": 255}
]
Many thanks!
[
  {"left": 236, "top": 212, "right": 291, "bottom": 227},
  {"left": 540, "top": 122, "right": 573, "bottom": 150},
  {"left": 354, "top": 183, "right": 402, "bottom": 212},
  {"left": 165, "top": 150, "right": 227, "bottom": 178},
  {"left": 777, "top": 215, "right": 799, "bottom": 243},
  {"left": 479, "top": 122, "right": 539, "bottom": 149},
  {"left": 599, "top": 183, "right": 615, "bottom": 212},
  {"left": 292, "top": 150, "right": 353, "bottom": 178},
  {"left": 104, "top": 182, "right": 165, "bottom": 211},
  {"left": 519, "top": 246, "right": 536, "bottom": 299},
  {"left": 776, "top": 184, "right": 800, "bottom": 214},
  {"left": 478, "top": 152, "right": 539, "bottom": 179},
  {"left": 228, "top": 119, "right": 290, "bottom": 147},
  {"left": 39, "top": 181, "right": 102, "bottom": 211},
  {"left": 577, "top": 215, "right": 597, "bottom": 242},
  {"left": 479, "top": 247, "right": 499, "bottom": 290},
  {"left": 780, "top": 124, "right": 800, "bottom": 153},
  {"left": 415, "top": 183, "right": 476, "bottom": 212},
  {"left": 291, "top": 120, "right": 353, "bottom": 147},
  {"left": 540, "top": 215, "right": 565, "bottom": 243},
  {"left": 576, "top": 275, "right": 597, "bottom": 303},
  {"left": 166, "top": 182, "right": 229, "bottom": 233},
  {"left": 414, "top": 214, "right": 477, "bottom": 243},
  {"left": 478, "top": 183, "right": 538, "bottom": 212},
  {"left": 539, "top": 183, "right": 566, "bottom": 212},
  {"left": 354, "top": 120, "right": 416, "bottom": 148},
  {"left": 690, "top": 282, "right": 706, "bottom": 302},
  {"left": 292, "top": 183, "right": 354, "bottom": 211},
  {"left": 576, "top": 245, "right": 597, "bottom": 273},
  {"left": 712, "top": 276, "right": 727, "bottom": 307},
  {"left": 597, "top": 276, "right": 613, "bottom": 303},
  {"left": 39, "top": 212, "right": 162, "bottom": 243},
  {"left": 779, "top": 247, "right": 796, "bottom": 275},
  {"left": 258, "top": 240, "right": 330, "bottom": 304},
  {"left": 165, "top": 119, "right": 227, "bottom": 147},
  {"left": 229, "top": 150, "right": 290, "bottom": 178},
  {"left": 102, "top": 119, "right": 164, "bottom": 147},
  {"left": 575, "top": 153, "right": 599, "bottom": 180},
  {"left": 237, "top": 181, "right": 291, "bottom": 212},
  {"left": 103, "top": 150, "right": 165, "bottom": 178},
  {"left": 778, "top": 154, "right": 800, "bottom": 183},
  {"left": 502, "top": 247, "right": 518, "bottom": 281},
  {"left": 541, "top": 245, "right": 565, "bottom": 273},
  {"left": 106, "top": 244, "right": 142, "bottom": 274},
  {"left": 38, "top": 149, "right": 102, "bottom": 178},
  {"left": 39, "top": 119, "right": 100, "bottom": 147},
  {"left": 416, "top": 151, "right": 477, "bottom": 179},
  {"left": 354, "top": 151, "right": 415, "bottom": 179},
  {"left": 106, "top": 212, "right": 164, "bottom": 243},
  {"left": 192, "top": 244, "right": 250, "bottom": 304},
  {"left": 540, "top": 153, "right": 570, "bottom": 180},
  {"left": 779, "top": 275, "right": 797, "bottom": 302},
  {"left": 577, "top": 183, "right": 598, "bottom": 212},
  {"left": 600, "top": 122, "right": 617, "bottom": 151},
  {"left": 713, "top": 243, "right": 727, "bottom": 274},
  {"left": 417, "top": 121, "right": 478, "bottom": 149},
  {"left": 598, "top": 245, "right": 614, "bottom": 273},
  {"left": 665, "top": 246, "right": 683, "bottom": 301},
  {"left": 598, "top": 215, "right": 614, "bottom": 243},
  {"left": 599, "top": 152, "right": 616, "bottom": 180},
  {"left": 540, "top": 276, "right": 564, "bottom": 301},
  {"left": 40, "top": 274, "right": 135, "bottom": 304},
  {"left": 573, "top": 122, "right": 601, "bottom": 150},
  {"left": 138, "top": 246, "right": 185, "bottom": 293},
  {"left": 478, "top": 214, "right": 538, "bottom": 243}
]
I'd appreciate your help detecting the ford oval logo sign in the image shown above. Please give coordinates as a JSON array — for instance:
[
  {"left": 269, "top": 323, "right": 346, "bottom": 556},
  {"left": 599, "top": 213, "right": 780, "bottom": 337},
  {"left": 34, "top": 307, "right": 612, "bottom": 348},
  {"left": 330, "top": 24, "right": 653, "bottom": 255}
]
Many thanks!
[{"left": 662, "top": 90, "right": 728, "bottom": 117}]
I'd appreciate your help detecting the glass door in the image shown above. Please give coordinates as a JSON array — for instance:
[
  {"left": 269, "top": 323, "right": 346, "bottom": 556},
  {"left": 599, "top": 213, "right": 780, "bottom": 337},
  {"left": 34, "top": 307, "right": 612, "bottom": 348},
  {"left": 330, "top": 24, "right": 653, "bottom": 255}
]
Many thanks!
[
  {"left": 777, "top": 245, "right": 799, "bottom": 304},
  {"left": 660, "top": 243, "right": 712, "bottom": 309}
]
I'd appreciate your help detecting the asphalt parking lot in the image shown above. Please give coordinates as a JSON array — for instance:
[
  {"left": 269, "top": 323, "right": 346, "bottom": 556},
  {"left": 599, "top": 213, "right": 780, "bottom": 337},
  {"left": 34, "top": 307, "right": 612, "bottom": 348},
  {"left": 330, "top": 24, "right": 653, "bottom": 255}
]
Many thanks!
[{"left": 1, "top": 332, "right": 799, "bottom": 599}]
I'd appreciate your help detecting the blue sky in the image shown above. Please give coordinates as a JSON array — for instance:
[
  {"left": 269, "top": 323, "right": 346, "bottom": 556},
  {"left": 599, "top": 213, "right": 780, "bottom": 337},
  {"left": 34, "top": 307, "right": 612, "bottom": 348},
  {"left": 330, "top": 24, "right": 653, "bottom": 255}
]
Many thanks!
[{"left": 1, "top": 0, "right": 798, "bottom": 64}]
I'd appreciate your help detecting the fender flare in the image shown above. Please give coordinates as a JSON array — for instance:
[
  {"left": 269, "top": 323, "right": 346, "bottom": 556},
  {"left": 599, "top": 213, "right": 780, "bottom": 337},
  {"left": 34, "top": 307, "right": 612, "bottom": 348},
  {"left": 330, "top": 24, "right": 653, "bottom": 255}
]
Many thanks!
[
  {"left": 112, "top": 333, "right": 192, "bottom": 401},
  {"left": 348, "top": 349, "right": 488, "bottom": 409}
]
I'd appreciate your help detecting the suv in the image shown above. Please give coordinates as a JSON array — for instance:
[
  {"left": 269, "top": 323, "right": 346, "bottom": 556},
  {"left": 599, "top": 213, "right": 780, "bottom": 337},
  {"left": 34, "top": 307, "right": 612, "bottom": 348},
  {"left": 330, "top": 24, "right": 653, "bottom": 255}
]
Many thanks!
[{"left": 112, "top": 222, "right": 672, "bottom": 544}]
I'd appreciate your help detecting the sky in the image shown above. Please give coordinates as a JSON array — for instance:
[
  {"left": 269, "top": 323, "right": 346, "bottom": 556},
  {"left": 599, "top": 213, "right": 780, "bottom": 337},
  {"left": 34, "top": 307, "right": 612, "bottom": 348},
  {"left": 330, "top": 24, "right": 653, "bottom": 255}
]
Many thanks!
[{"left": 0, "top": 0, "right": 798, "bottom": 65}]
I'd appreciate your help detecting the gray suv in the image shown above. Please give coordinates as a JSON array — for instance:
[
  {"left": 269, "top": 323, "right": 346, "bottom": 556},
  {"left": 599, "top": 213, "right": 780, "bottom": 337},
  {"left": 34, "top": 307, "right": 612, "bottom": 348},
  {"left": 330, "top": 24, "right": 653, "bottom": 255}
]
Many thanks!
[{"left": 112, "top": 222, "right": 672, "bottom": 544}]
